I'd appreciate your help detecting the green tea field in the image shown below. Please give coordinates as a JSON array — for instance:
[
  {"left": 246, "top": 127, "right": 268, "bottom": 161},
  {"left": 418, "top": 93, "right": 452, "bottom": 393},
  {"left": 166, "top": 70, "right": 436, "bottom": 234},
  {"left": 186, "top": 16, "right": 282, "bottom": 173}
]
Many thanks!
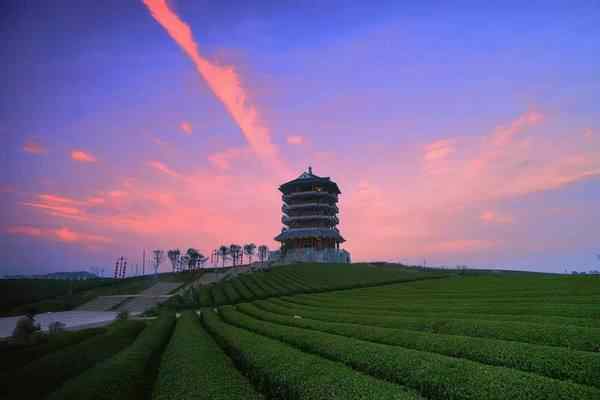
[{"left": 2, "top": 263, "right": 599, "bottom": 399}]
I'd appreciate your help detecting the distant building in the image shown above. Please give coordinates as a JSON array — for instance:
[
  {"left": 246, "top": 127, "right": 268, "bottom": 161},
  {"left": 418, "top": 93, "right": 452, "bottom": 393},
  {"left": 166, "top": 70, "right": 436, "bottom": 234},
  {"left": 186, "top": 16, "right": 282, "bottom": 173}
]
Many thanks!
[{"left": 273, "top": 167, "right": 351, "bottom": 264}]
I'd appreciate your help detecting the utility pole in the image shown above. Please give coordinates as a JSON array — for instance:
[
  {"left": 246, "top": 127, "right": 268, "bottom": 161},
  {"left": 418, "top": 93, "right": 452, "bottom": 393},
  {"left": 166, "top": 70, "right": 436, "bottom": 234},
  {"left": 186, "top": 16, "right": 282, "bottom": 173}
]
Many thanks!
[{"left": 142, "top": 249, "right": 146, "bottom": 276}]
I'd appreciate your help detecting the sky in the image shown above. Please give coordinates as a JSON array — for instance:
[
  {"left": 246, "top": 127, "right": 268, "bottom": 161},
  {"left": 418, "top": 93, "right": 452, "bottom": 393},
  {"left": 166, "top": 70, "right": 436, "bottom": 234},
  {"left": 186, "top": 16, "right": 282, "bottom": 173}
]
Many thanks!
[{"left": 1, "top": 0, "right": 599, "bottom": 275}]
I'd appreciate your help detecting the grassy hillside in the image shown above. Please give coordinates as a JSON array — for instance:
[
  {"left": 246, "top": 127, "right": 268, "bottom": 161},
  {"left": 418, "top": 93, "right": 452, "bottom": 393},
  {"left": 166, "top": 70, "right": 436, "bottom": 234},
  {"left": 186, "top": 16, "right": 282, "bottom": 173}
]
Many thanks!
[
  {"left": 0, "top": 271, "right": 201, "bottom": 317},
  {"left": 177, "top": 263, "right": 450, "bottom": 308},
  {"left": 4, "top": 264, "right": 599, "bottom": 399}
]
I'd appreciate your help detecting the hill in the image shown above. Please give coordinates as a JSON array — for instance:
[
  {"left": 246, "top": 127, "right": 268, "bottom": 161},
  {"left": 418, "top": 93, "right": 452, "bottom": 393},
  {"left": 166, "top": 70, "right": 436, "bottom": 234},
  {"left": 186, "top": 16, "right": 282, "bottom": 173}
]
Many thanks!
[
  {"left": 0, "top": 271, "right": 201, "bottom": 317},
  {"left": 3, "top": 263, "right": 599, "bottom": 400}
]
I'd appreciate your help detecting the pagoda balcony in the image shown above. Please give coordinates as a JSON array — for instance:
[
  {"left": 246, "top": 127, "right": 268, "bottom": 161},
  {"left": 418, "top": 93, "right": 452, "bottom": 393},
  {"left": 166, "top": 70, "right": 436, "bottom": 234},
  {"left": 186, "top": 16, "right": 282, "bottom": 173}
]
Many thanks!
[
  {"left": 282, "top": 191, "right": 338, "bottom": 202},
  {"left": 282, "top": 214, "right": 339, "bottom": 225},
  {"left": 282, "top": 203, "right": 338, "bottom": 213}
]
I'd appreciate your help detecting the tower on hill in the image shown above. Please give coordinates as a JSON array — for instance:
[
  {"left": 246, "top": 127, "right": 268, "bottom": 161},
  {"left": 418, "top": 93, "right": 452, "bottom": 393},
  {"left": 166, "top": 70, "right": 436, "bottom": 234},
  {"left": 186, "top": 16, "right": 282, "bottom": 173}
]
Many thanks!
[{"left": 273, "top": 167, "right": 351, "bottom": 264}]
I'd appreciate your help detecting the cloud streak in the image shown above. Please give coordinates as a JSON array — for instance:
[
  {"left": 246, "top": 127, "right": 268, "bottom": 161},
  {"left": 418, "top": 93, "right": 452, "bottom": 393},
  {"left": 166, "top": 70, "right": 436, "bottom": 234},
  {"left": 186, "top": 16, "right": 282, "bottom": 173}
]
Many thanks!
[
  {"left": 6, "top": 225, "right": 111, "bottom": 245},
  {"left": 180, "top": 121, "right": 192, "bottom": 135},
  {"left": 142, "top": 0, "right": 286, "bottom": 173},
  {"left": 71, "top": 149, "right": 97, "bottom": 163},
  {"left": 148, "top": 160, "right": 179, "bottom": 177},
  {"left": 23, "top": 140, "right": 47, "bottom": 155}
]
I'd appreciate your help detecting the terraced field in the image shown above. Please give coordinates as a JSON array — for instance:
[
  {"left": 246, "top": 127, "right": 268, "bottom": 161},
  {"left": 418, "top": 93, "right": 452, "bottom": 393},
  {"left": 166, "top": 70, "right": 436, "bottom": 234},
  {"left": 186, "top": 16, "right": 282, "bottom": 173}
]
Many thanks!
[
  {"left": 2, "top": 264, "right": 599, "bottom": 399},
  {"left": 185, "top": 263, "right": 446, "bottom": 307}
]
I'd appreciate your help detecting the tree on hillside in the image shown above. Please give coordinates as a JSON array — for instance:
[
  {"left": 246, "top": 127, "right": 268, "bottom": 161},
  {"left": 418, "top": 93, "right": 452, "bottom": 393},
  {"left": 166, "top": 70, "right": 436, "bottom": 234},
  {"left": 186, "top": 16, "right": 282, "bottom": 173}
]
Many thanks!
[
  {"left": 186, "top": 248, "right": 201, "bottom": 271},
  {"left": 199, "top": 255, "right": 209, "bottom": 268},
  {"left": 258, "top": 245, "right": 269, "bottom": 263},
  {"left": 218, "top": 246, "right": 230, "bottom": 268},
  {"left": 152, "top": 250, "right": 164, "bottom": 275},
  {"left": 229, "top": 244, "right": 242, "bottom": 267},
  {"left": 167, "top": 249, "right": 180, "bottom": 272},
  {"left": 244, "top": 243, "right": 257, "bottom": 264},
  {"left": 180, "top": 255, "right": 190, "bottom": 272}
]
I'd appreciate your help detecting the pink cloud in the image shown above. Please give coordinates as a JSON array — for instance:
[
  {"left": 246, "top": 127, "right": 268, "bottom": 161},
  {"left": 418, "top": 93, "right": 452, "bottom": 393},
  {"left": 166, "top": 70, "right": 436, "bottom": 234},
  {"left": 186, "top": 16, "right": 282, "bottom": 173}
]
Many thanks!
[
  {"left": 148, "top": 160, "right": 179, "bottom": 177},
  {"left": 208, "top": 147, "right": 250, "bottom": 170},
  {"left": 480, "top": 211, "right": 514, "bottom": 225},
  {"left": 491, "top": 110, "right": 544, "bottom": 147},
  {"left": 142, "top": 0, "right": 286, "bottom": 173},
  {"left": 180, "top": 121, "right": 192, "bottom": 135},
  {"left": 6, "top": 225, "right": 43, "bottom": 237},
  {"left": 287, "top": 135, "right": 305, "bottom": 145},
  {"left": 6, "top": 225, "right": 111, "bottom": 245},
  {"left": 23, "top": 140, "right": 47, "bottom": 155},
  {"left": 584, "top": 128, "right": 593, "bottom": 139},
  {"left": 424, "top": 139, "right": 455, "bottom": 162},
  {"left": 71, "top": 150, "right": 97, "bottom": 163}
]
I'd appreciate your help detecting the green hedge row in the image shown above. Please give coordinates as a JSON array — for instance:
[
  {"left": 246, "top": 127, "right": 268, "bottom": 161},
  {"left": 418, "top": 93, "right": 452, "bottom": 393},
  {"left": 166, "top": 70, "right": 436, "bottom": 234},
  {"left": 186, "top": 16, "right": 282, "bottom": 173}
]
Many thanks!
[
  {"left": 277, "top": 271, "right": 318, "bottom": 291},
  {"left": 153, "top": 311, "right": 262, "bottom": 400},
  {"left": 230, "top": 279, "right": 254, "bottom": 301},
  {"left": 0, "top": 326, "right": 105, "bottom": 375},
  {"left": 238, "top": 276, "right": 267, "bottom": 298},
  {"left": 201, "top": 310, "right": 422, "bottom": 400},
  {"left": 220, "top": 306, "right": 600, "bottom": 400},
  {"left": 274, "top": 294, "right": 600, "bottom": 328},
  {"left": 276, "top": 297, "right": 600, "bottom": 328},
  {"left": 3, "top": 320, "right": 145, "bottom": 399},
  {"left": 222, "top": 282, "right": 241, "bottom": 304},
  {"left": 239, "top": 303, "right": 600, "bottom": 388},
  {"left": 210, "top": 285, "right": 229, "bottom": 306},
  {"left": 245, "top": 274, "right": 280, "bottom": 297},
  {"left": 289, "top": 292, "right": 600, "bottom": 319},
  {"left": 47, "top": 313, "right": 176, "bottom": 400},
  {"left": 265, "top": 274, "right": 306, "bottom": 293},
  {"left": 196, "top": 286, "right": 213, "bottom": 307},
  {"left": 261, "top": 299, "right": 600, "bottom": 352}
]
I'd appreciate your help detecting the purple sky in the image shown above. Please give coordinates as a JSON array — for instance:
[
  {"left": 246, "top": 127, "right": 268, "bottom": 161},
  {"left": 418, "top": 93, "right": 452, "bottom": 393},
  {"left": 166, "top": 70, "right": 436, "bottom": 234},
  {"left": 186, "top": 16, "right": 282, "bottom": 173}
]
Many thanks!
[{"left": 2, "top": 0, "right": 600, "bottom": 275}]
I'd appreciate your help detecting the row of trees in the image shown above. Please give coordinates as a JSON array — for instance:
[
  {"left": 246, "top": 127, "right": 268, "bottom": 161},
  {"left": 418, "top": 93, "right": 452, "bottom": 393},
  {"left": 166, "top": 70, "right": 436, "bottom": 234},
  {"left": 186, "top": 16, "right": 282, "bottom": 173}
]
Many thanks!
[
  {"left": 164, "top": 248, "right": 209, "bottom": 273},
  {"left": 213, "top": 243, "right": 269, "bottom": 267},
  {"left": 159, "top": 244, "right": 270, "bottom": 272}
]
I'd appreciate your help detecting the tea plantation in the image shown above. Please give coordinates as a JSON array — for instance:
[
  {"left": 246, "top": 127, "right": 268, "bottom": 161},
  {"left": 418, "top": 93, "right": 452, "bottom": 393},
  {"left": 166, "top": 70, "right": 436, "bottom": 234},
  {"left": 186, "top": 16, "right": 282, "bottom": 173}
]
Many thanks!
[{"left": 2, "top": 263, "right": 599, "bottom": 399}]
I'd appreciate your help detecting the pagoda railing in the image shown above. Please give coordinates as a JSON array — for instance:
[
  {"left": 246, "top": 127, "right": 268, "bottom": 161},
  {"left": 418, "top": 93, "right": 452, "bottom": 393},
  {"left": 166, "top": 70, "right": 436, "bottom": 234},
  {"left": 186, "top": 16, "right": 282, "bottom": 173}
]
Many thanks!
[
  {"left": 282, "top": 215, "right": 339, "bottom": 225},
  {"left": 282, "top": 191, "right": 338, "bottom": 201},
  {"left": 282, "top": 203, "right": 338, "bottom": 213}
]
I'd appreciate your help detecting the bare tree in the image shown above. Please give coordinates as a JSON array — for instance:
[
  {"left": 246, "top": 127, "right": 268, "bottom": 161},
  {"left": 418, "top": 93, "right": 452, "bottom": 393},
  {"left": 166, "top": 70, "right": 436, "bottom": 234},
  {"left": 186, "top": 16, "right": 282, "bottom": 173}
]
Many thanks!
[
  {"left": 180, "top": 255, "right": 190, "bottom": 272},
  {"left": 152, "top": 250, "right": 165, "bottom": 275},
  {"left": 258, "top": 245, "right": 269, "bottom": 263},
  {"left": 186, "top": 248, "right": 201, "bottom": 270},
  {"left": 244, "top": 243, "right": 257, "bottom": 265},
  {"left": 199, "top": 255, "right": 208, "bottom": 268},
  {"left": 218, "top": 246, "right": 230, "bottom": 268},
  {"left": 229, "top": 244, "right": 242, "bottom": 267},
  {"left": 167, "top": 249, "right": 180, "bottom": 272}
]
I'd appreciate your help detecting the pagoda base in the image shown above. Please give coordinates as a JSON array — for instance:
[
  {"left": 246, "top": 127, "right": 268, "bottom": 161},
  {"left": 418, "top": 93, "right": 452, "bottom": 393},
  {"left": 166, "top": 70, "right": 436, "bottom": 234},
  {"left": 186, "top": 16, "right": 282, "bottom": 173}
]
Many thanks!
[{"left": 273, "top": 248, "right": 351, "bottom": 264}]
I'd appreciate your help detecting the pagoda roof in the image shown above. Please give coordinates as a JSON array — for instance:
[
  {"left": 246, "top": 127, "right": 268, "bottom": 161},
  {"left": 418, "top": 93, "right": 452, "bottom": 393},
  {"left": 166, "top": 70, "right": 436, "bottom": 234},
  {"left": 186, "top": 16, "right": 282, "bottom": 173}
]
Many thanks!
[
  {"left": 274, "top": 228, "right": 345, "bottom": 242},
  {"left": 279, "top": 167, "right": 341, "bottom": 194}
]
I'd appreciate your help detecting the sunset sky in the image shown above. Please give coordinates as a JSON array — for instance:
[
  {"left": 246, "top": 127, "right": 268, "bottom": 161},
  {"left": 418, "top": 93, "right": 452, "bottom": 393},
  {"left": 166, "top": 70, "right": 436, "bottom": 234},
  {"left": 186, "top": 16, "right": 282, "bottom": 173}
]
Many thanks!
[{"left": 2, "top": 1, "right": 599, "bottom": 275}]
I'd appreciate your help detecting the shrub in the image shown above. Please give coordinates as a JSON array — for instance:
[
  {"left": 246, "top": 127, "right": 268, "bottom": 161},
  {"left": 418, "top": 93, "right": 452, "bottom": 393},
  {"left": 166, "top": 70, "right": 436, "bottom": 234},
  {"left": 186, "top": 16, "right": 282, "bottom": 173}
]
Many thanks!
[
  {"left": 210, "top": 285, "right": 229, "bottom": 306},
  {"left": 195, "top": 286, "right": 213, "bottom": 307},
  {"left": 201, "top": 310, "right": 421, "bottom": 400},
  {"left": 3, "top": 320, "right": 145, "bottom": 400},
  {"left": 11, "top": 316, "right": 40, "bottom": 344},
  {"left": 239, "top": 303, "right": 600, "bottom": 388},
  {"left": 230, "top": 279, "right": 254, "bottom": 301},
  {"left": 152, "top": 311, "right": 262, "bottom": 400},
  {"left": 258, "top": 299, "right": 600, "bottom": 352},
  {"left": 47, "top": 313, "right": 176, "bottom": 400},
  {"left": 48, "top": 321, "right": 66, "bottom": 334},
  {"left": 116, "top": 310, "right": 129, "bottom": 321},
  {"left": 222, "top": 282, "right": 241, "bottom": 304},
  {"left": 0, "top": 327, "right": 105, "bottom": 375},
  {"left": 220, "top": 306, "right": 600, "bottom": 400}
]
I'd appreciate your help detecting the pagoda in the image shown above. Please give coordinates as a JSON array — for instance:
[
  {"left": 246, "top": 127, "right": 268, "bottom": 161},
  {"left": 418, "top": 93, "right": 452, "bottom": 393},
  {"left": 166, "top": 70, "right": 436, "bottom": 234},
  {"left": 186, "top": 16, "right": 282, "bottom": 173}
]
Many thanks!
[{"left": 273, "top": 167, "right": 351, "bottom": 264}]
